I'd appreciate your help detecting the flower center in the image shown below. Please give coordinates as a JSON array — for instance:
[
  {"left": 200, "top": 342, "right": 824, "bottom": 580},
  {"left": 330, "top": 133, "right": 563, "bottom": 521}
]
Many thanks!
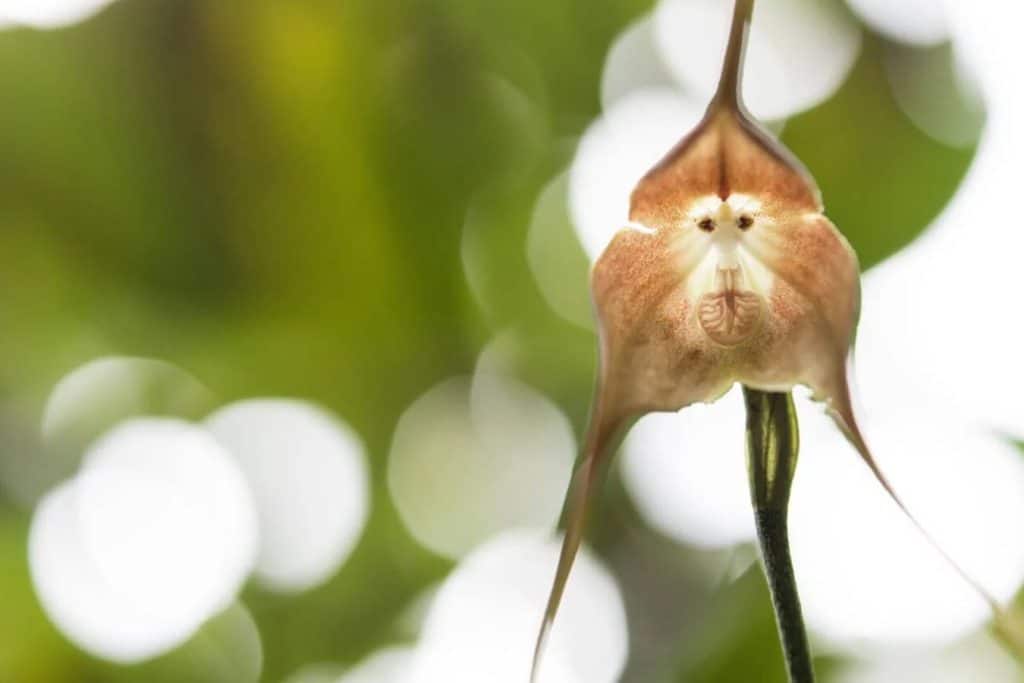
[
  {"left": 685, "top": 194, "right": 771, "bottom": 346},
  {"left": 698, "top": 266, "right": 763, "bottom": 346}
]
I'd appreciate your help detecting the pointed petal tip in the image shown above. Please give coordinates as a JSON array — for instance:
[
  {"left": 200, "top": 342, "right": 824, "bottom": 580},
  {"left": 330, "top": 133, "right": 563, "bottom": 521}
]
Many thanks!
[
  {"left": 813, "top": 373, "right": 1007, "bottom": 618},
  {"left": 529, "top": 395, "right": 631, "bottom": 683},
  {"left": 528, "top": 618, "right": 552, "bottom": 683}
]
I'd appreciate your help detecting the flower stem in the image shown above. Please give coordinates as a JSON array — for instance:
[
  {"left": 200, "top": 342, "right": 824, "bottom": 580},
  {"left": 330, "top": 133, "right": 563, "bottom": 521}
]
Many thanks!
[
  {"left": 755, "top": 509, "right": 814, "bottom": 683},
  {"left": 742, "top": 387, "right": 814, "bottom": 683},
  {"left": 713, "top": 0, "right": 756, "bottom": 112}
]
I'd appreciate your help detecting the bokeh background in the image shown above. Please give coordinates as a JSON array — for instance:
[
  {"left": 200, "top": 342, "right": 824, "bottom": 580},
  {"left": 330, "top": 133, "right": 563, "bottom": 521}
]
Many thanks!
[{"left": 2, "top": 0, "right": 1024, "bottom": 681}]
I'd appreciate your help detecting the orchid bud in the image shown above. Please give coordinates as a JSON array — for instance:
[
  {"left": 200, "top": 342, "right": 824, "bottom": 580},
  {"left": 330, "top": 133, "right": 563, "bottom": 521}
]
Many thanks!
[{"left": 531, "top": 1, "right": 1010, "bottom": 679}]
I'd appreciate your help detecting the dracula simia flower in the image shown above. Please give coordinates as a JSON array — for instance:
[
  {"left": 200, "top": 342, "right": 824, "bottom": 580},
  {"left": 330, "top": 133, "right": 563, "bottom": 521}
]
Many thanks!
[{"left": 530, "top": 0, "right": 1013, "bottom": 680}]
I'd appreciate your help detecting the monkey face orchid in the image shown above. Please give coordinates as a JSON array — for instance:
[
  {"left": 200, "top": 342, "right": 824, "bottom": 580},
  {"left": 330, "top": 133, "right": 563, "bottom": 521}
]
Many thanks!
[
  {"left": 530, "top": 1, "right": 1011, "bottom": 680},
  {"left": 593, "top": 106, "right": 859, "bottom": 432}
]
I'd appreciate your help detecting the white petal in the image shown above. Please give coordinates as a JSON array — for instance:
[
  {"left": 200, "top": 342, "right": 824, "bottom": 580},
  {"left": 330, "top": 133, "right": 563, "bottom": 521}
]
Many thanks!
[
  {"left": 408, "top": 530, "right": 628, "bottom": 683},
  {"left": 653, "top": 0, "right": 860, "bottom": 120},
  {"left": 205, "top": 400, "right": 371, "bottom": 592},
  {"left": 388, "top": 374, "right": 574, "bottom": 559}
]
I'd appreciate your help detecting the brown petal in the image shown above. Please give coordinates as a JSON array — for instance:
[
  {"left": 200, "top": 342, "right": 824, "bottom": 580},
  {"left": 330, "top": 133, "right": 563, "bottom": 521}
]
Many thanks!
[
  {"left": 582, "top": 0, "right": 855, "bottom": 423},
  {"left": 529, "top": 393, "right": 630, "bottom": 683},
  {"left": 531, "top": 1, "right": 1015, "bottom": 677},
  {"left": 630, "top": 109, "right": 822, "bottom": 230}
]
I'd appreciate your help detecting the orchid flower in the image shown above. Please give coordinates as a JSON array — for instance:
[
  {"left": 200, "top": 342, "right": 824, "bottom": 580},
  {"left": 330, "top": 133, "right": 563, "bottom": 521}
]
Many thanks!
[{"left": 531, "top": 1, "right": 1016, "bottom": 681}]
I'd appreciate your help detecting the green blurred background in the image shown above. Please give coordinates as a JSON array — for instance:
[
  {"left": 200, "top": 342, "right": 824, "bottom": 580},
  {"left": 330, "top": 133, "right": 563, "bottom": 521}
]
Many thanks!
[{"left": 0, "top": 0, "right": 987, "bottom": 681}]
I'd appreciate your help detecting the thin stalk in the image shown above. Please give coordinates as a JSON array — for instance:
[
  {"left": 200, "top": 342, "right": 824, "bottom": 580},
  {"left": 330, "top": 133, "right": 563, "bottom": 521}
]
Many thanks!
[
  {"left": 529, "top": 402, "right": 630, "bottom": 683},
  {"left": 743, "top": 387, "right": 814, "bottom": 683},
  {"left": 756, "top": 509, "right": 814, "bottom": 683},
  {"left": 712, "top": 0, "right": 755, "bottom": 112}
]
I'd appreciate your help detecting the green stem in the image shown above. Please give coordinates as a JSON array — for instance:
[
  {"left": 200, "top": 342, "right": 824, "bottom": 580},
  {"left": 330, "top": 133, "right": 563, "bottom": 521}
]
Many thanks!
[
  {"left": 742, "top": 387, "right": 814, "bottom": 683},
  {"left": 755, "top": 509, "right": 814, "bottom": 683}
]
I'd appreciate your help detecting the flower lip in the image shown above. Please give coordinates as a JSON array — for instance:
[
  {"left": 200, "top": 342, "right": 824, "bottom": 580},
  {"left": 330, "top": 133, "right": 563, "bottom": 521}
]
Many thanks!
[{"left": 698, "top": 266, "right": 764, "bottom": 346}]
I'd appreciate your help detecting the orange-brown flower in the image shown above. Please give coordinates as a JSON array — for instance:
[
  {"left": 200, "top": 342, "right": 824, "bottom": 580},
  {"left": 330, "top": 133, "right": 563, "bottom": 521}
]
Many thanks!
[
  {"left": 592, "top": 106, "right": 860, "bottom": 433},
  {"left": 530, "top": 2, "right": 1010, "bottom": 680}
]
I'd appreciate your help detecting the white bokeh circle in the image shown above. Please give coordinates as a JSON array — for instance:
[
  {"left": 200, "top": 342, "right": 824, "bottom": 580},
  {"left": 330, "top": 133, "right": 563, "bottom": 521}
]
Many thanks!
[
  {"left": 282, "top": 664, "right": 346, "bottom": 683},
  {"left": 0, "top": 0, "right": 117, "bottom": 28},
  {"left": 830, "top": 0, "right": 1024, "bottom": 442},
  {"left": 884, "top": 43, "right": 985, "bottom": 149},
  {"left": 852, "top": 228, "right": 1024, "bottom": 439},
  {"left": 29, "top": 418, "right": 260, "bottom": 663},
  {"left": 848, "top": 113, "right": 1024, "bottom": 440},
  {"left": 569, "top": 88, "right": 703, "bottom": 261},
  {"left": 618, "top": 369, "right": 1024, "bottom": 650},
  {"left": 622, "top": 386, "right": 754, "bottom": 548},
  {"left": 42, "top": 357, "right": 152, "bottom": 442},
  {"left": 833, "top": 632, "right": 1019, "bottom": 683},
  {"left": 388, "top": 374, "right": 575, "bottom": 559},
  {"left": 12, "top": 356, "right": 216, "bottom": 509},
  {"left": 29, "top": 481, "right": 198, "bottom": 662},
  {"left": 205, "top": 399, "right": 371, "bottom": 593},
  {"left": 846, "top": 0, "right": 949, "bottom": 46},
  {"left": 75, "top": 419, "right": 259, "bottom": 630},
  {"left": 526, "top": 170, "right": 594, "bottom": 330},
  {"left": 408, "top": 530, "right": 628, "bottom": 683},
  {"left": 338, "top": 647, "right": 415, "bottom": 683},
  {"left": 790, "top": 398, "right": 1024, "bottom": 648},
  {"left": 600, "top": 14, "right": 679, "bottom": 110},
  {"left": 42, "top": 356, "right": 212, "bottom": 446},
  {"left": 653, "top": 0, "right": 860, "bottom": 121}
]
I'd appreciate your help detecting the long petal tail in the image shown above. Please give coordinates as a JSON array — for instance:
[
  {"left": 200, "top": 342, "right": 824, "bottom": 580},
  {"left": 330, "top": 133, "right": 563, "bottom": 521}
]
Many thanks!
[
  {"left": 529, "top": 405, "right": 627, "bottom": 683},
  {"left": 827, "top": 374, "right": 1002, "bottom": 613}
]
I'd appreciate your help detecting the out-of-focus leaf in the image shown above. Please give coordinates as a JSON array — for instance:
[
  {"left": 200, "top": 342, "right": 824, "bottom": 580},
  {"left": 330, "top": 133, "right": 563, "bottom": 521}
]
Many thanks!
[
  {"left": 670, "top": 566, "right": 842, "bottom": 683},
  {"left": 783, "top": 35, "right": 976, "bottom": 269}
]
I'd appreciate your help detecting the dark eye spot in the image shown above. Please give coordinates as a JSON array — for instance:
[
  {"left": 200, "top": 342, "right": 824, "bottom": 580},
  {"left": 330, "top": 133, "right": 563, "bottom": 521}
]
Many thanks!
[
  {"left": 738, "top": 215, "right": 753, "bottom": 230},
  {"left": 698, "top": 218, "right": 715, "bottom": 232}
]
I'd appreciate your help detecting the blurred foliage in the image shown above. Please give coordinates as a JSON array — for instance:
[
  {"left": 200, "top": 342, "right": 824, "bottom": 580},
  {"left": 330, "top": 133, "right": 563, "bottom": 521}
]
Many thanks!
[
  {"left": 671, "top": 567, "right": 843, "bottom": 683},
  {"left": 0, "top": 0, "right": 977, "bottom": 681},
  {"left": 783, "top": 34, "right": 975, "bottom": 269}
]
